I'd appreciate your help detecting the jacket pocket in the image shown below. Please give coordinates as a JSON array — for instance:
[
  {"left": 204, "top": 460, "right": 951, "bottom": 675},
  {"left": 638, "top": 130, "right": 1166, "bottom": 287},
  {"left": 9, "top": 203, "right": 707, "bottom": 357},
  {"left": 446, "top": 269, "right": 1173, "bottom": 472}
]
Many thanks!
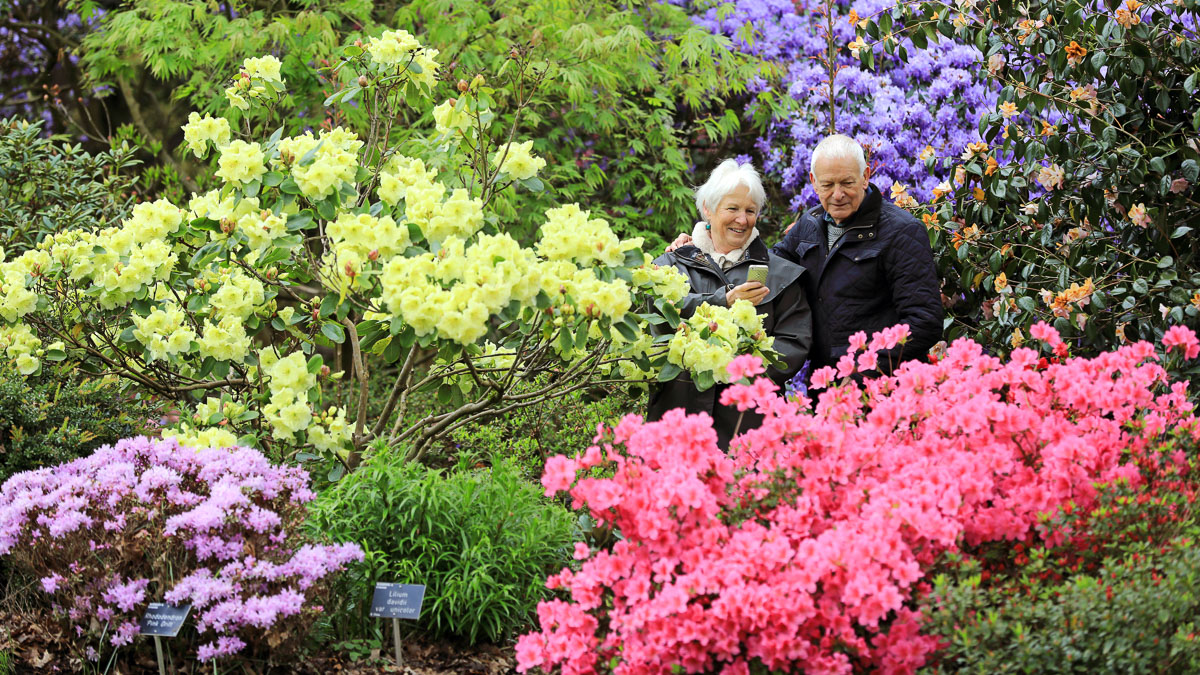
[{"left": 831, "top": 246, "right": 884, "bottom": 299}]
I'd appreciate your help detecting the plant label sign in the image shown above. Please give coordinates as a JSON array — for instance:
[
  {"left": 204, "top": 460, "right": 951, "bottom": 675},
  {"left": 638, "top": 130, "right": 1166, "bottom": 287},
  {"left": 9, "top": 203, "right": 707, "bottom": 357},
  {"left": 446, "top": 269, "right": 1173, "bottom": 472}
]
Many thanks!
[
  {"left": 138, "top": 603, "right": 191, "bottom": 637},
  {"left": 369, "top": 583, "right": 426, "bottom": 620}
]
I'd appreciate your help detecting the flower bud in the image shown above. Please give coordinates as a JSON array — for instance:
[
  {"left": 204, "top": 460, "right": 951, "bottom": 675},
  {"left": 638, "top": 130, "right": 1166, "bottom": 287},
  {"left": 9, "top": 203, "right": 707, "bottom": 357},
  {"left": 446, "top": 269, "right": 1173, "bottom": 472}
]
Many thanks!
[
  {"left": 368, "top": 249, "right": 380, "bottom": 262},
  {"left": 358, "top": 75, "right": 369, "bottom": 87},
  {"left": 471, "top": 74, "right": 486, "bottom": 89},
  {"left": 448, "top": 98, "right": 457, "bottom": 107},
  {"left": 509, "top": 48, "right": 520, "bottom": 60},
  {"left": 320, "top": 365, "right": 331, "bottom": 377},
  {"left": 220, "top": 217, "right": 237, "bottom": 234},
  {"left": 344, "top": 262, "right": 357, "bottom": 278},
  {"left": 457, "top": 79, "right": 469, "bottom": 92},
  {"left": 708, "top": 321, "right": 719, "bottom": 333},
  {"left": 353, "top": 39, "right": 363, "bottom": 48}
]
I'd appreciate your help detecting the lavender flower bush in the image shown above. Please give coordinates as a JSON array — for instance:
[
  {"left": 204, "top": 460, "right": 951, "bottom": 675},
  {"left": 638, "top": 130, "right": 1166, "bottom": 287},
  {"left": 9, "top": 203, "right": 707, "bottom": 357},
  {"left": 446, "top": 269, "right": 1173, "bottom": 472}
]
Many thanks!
[
  {"left": 0, "top": 436, "right": 362, "bottom": 665},
  {"left": 684, "top": 0, "right": 997, "bottom": 206}
]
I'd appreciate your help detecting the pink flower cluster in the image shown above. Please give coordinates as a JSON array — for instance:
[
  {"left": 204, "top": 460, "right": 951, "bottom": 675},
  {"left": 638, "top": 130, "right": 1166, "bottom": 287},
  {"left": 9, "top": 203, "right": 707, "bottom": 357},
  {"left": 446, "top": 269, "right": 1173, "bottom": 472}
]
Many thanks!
[
  {"left": 518, "top": 324, "right": 1200, "bottom": 674},
  {"left": 0, "top": 436, "right": 362, "bottom": 663}
]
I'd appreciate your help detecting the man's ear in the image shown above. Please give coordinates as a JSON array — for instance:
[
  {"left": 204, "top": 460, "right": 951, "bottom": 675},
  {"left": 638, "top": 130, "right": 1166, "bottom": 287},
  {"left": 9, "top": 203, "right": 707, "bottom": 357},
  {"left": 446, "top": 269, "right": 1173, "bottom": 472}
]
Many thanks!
[
  {"left": 862, "top": 165, "right": 872, "bottom": 182},
  {"left": 808, "top": 171, "right": 815, "bottom": 185}
]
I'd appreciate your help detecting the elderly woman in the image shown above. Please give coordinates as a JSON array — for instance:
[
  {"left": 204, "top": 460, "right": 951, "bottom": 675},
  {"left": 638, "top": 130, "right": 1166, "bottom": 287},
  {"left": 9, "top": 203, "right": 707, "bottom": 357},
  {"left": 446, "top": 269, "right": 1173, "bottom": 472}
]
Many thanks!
[{"left": 648, "top": 159, "right": 812, "bottom": 449}]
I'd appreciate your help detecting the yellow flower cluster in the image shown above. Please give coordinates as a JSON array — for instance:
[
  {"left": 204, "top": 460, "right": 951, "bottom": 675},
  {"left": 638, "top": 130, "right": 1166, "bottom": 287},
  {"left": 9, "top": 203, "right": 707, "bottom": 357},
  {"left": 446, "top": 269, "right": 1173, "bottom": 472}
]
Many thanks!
[
  {"left": 0, "top": 267, "right": 36, "bottom": 322},
  {"left": 308, "top": 406, "right": 353, "bottom": 454},
  {"left": 433, "top": 99, "right": 471, "bottom": 135},
  {"left": 365, "top": 29, "right": 439, "bottom": 89},
  {"left": 667, "top": 300, "right": 772, "bottom": 384},
  {"left": 322, "top": 213, "right": 411, "bottom": 297},
  {"left": 260, "top": 350, "right": 316, "bottom": 441},
  {"left": 492, "top": 140, "right": 546, "bottom": 181},
  {"left": 163, "top": 425, "right": 239, "bottom": 451},
  {"left": 208, "top": 270, "right": 266, "bottom": 322},
  {"left": 242, "top": 55, "right": 284, "bottom": 84},
  {"left": 277, "top": 127, "right": 362, "bottom": 199},
  {"left": 540, "top": 261, "right": 633, "bottom": 321},
  {"left": 422, "top": 188, "right": 485, "bottom": 244},
  {"left": 366, "top": 29, "right": 421, "bottom": 65},
  {"left": 216, "top": 140, "right": 267, "bottom": 186},
  {"left": 0, "top": 323, "right": 43, "bottom": 375},
  {"left": 328, "top": 212, "right": 410, "bottom": 261},
  {"left": 378, "top": 155, "right": 437, "bottom": 204},
  {"left": 192, "top": 396, "right": 247, "bottom": 425},
  {"left": 237, "top": 209, "right": 288, "bottom": 252},
  {"left": 381, "top": 233, "right": 541, "bottom": 344},
  {"left": 225, "top": 55, "right": 286, "bottom": 111},
  {"left": 189, "top": 192, "right": 260, "bottom": 223},
  {"left": 197, "top": 316, "right": 252, "bottom": 363},
  {"left": 182, "top": 112, "right": 232, "bottom": 158},
  {"left": 132, "top": 303, "right": 196, "bottom": 362},
  {"left": 631, "top": 261, "right": 690, "bottom": 304},
  {"left": 536, "top": 204, "right": 627, "bottom": 266}
]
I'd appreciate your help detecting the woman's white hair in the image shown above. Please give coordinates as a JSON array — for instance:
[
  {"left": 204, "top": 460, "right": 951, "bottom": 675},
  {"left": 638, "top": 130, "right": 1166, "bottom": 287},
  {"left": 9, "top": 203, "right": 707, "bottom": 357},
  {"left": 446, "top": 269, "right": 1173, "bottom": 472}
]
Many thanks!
[
  {"left": 695, "top": 159, "right": 767, "bottom": 221},
  {"left": 810, "top": 134, "right": 867, "bottom": 175}
]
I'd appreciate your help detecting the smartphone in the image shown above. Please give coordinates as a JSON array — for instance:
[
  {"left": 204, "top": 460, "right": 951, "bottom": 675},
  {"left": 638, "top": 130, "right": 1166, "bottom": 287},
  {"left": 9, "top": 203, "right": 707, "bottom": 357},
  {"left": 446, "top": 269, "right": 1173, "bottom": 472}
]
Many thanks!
[{"left": 746, "top": 264, "right": 769, "bottom": 284}]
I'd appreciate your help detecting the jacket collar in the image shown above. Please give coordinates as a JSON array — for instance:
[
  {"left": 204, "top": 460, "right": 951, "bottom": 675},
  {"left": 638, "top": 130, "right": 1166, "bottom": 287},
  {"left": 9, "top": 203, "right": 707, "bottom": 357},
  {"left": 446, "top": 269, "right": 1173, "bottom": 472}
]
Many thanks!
[
  {"left": 818, "top": 184, "right": 882, "bottom": 232},
  {"left": 676, "top": 238, "right": 770, "bottom": 268}
]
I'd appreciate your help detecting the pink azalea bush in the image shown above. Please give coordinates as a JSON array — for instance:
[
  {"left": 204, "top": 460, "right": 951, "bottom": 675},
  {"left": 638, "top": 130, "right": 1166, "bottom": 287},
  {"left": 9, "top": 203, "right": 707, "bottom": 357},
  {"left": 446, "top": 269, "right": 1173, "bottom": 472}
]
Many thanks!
[
  {"left": 517, "top": 323, "right": 1199, "bottom": 674},
  {"left": 0, "top": 436, "right": 362, "bottom": 663}
]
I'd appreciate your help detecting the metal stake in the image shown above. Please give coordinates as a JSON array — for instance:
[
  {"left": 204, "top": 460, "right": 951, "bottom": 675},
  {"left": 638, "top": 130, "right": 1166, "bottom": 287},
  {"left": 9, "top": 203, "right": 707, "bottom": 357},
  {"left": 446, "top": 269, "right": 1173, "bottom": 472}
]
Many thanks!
[
  {"left": 153, "top": 636, "right": 166, "bottom": 675},
  {"left": 392, "top": 617, "right": 403, "bottom": 667}
]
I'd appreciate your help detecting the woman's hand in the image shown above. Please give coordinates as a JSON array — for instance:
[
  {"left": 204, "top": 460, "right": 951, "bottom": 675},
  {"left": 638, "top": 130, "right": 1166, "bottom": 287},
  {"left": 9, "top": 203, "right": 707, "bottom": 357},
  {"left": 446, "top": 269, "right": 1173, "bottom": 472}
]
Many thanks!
[
  {"left": 727, "top": 281, "right": 769, "bottom": 306},
  {"left": 665, "top": 233, "right": 693, "bottom": 253}
]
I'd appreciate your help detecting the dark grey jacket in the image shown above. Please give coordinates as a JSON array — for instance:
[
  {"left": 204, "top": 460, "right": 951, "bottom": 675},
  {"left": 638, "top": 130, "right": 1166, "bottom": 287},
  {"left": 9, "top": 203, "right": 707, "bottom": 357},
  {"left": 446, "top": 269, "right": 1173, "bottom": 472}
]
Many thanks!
[
  {"left": 647, "top": 238, "right": 811, "bottom": 448},
  {"left": 772, "top": 185, "right": 942, "bottom": 373}
]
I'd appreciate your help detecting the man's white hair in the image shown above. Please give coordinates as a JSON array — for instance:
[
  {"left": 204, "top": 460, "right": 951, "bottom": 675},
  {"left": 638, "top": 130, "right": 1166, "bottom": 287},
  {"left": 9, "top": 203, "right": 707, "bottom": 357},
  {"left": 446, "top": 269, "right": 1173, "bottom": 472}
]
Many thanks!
[
  {"left": 810, "top": 134, "right": 867, "bottom": 175},
  {"left": 695, "top": 159, "right": 767, "bottom": 221}
]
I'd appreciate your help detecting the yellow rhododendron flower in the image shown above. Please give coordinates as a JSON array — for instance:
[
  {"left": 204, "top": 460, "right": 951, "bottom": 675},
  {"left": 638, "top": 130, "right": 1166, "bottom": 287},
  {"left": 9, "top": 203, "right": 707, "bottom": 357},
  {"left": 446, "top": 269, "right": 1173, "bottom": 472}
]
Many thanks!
[
  {"left": 215, "top": 140, "right": 267, "bottom": 186},
  {"left": 492, "top": 140, "right": 546, "bottom": 180}
]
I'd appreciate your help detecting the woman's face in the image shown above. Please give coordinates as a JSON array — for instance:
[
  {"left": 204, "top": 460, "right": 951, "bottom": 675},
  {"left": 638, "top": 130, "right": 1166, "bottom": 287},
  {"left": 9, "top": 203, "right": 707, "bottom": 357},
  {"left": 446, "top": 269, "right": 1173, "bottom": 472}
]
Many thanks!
[{"left": 703, "top": 183, "right": 758, "bottom": 254}]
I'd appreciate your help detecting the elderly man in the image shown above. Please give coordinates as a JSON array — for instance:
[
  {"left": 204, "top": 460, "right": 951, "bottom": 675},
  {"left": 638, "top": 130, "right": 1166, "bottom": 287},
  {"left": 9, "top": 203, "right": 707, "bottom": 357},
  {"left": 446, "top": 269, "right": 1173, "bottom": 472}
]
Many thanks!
[{"left": 670, "top": 134, "right": 942, "bottom": 374}]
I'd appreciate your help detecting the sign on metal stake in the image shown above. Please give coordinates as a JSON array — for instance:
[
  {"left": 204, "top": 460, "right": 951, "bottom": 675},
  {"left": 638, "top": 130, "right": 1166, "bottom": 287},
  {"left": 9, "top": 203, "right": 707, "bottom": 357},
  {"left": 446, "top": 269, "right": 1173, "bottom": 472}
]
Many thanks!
[{"left": 369, "top": 583, "right": 426, "bottom": 667}]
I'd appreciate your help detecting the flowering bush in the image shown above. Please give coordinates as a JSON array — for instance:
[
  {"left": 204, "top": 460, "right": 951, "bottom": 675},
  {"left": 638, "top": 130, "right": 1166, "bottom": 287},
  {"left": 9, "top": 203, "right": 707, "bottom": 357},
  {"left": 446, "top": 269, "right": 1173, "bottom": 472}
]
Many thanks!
[
  {"left": 0, "top": 436, "right": 362, "bottom": 664},
  {"left": 860, "top": 0, "right": 1200, "bottom": 357},
  {"left": 660, "top": 299, "right": 778, "bottom": 391},
  {"left": 0, "top": 32, "right": 749, "bottom": 471},
  {"left": 517, "top": 322, "right": 1197, "bottom": 673},
  {"left": 682, "top": 0, "right": 995, "bottom": 206}
]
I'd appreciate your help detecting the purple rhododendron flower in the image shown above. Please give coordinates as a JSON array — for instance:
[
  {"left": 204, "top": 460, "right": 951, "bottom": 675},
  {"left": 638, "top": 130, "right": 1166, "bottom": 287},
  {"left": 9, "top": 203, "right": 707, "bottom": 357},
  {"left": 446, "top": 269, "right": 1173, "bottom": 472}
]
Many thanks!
[{"left": 0, "top": 436, "right": 363, "bottom": 663}]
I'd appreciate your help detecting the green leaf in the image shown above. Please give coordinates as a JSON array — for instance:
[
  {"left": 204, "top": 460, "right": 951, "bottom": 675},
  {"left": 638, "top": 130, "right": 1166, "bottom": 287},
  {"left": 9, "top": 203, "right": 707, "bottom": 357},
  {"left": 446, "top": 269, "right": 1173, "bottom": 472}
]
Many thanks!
[
  {"left": 658, "top": 362, "right": 682, "bottom": 381},
  {"left": 558, "top": 326, "right": 573, "bottom": 353},
  {"left": 321, "top": 322, "right": 346, "bottom": 344},
  {"left": 307, "top": 355, "right": 324, "bottom": 374}
]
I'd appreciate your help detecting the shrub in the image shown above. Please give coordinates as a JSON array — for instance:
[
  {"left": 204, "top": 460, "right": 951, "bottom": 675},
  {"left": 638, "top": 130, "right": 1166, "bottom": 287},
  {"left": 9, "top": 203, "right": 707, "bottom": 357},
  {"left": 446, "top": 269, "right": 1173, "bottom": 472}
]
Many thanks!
[
  {"left": 0, "top": 34, "right": 746, "bottom": 472},
  {"left": 0, "top": 362, "right": 156, "bottom": 486},
  {"left": 0, "top": 117, "right": 139, "bottom": 255},
  {"left": 0, "top": 436, "right": 362, "bottom": 666},
  {"left": 448, "top": 381, "right": 641, "bottom": 479},
  {"left": 683, "top": 0, "right": 995, "bottom": 206},
  {"left": 516, "top": 323, "right": 1198, "bottom": 673},
  {"left": 861, "top": 0, "right": 1200, "bottom": 356},
  {"left": 922, "top": 538, "right": 1200, "bottom": 674},
  {"left": 309, "top": 454, "right": 578, "bottom": 645}
]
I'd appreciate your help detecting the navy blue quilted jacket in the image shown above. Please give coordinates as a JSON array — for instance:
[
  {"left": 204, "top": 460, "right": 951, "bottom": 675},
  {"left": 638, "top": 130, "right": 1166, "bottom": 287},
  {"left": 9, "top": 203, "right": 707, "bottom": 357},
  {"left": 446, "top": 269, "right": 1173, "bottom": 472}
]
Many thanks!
[{"left": 772, "top": 184, "right": 943, "bottom": 373}]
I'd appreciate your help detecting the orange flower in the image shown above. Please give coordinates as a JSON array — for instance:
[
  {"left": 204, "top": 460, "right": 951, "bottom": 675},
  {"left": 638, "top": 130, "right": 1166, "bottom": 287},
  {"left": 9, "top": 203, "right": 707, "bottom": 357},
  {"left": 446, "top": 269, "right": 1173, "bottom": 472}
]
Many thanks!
[
  {"left": 984, "top": 156, "right": 999, "bottom": 176},
  {"left": 847, "top": 9, "right": 859, "bottom": 25},
  {"left": 1064, "top": 40, "right": 1087, "bottom": 67},
  {"left": 1040, "top": 119, "right": 1058, "bottom": 136},
  {"left": 998, "top": 101, "right": 1019, "bottom": 120},
  {"left": 994, "top": 272, "right": 1009, "bottom": 292},
  {"left": 1191, "top": 292, "right": 1200, "bottom": 311},
  {"left": 973, "top": 187, "right": 987, "bottom": 201},
  {"left": 921, "top": 213, "right": 940, "bottom": 230}
]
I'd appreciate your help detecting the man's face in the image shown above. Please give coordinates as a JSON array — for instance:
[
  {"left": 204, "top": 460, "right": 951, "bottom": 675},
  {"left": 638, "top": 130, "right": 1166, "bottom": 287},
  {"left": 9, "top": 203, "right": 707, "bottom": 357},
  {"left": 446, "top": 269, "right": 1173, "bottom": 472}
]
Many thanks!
[{"left": 810, "top": 155, "right": 870, "bottom": 224}]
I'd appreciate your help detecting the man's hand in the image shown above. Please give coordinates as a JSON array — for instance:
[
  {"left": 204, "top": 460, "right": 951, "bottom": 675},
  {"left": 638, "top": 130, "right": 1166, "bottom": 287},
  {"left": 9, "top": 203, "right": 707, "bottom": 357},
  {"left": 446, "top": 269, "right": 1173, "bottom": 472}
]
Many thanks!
[
  {"left": 727, "top": 281, "right": 769, "bottom": 306},
  {"left": 665, "top": 233, "right": 692, "bottom": 253}
]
